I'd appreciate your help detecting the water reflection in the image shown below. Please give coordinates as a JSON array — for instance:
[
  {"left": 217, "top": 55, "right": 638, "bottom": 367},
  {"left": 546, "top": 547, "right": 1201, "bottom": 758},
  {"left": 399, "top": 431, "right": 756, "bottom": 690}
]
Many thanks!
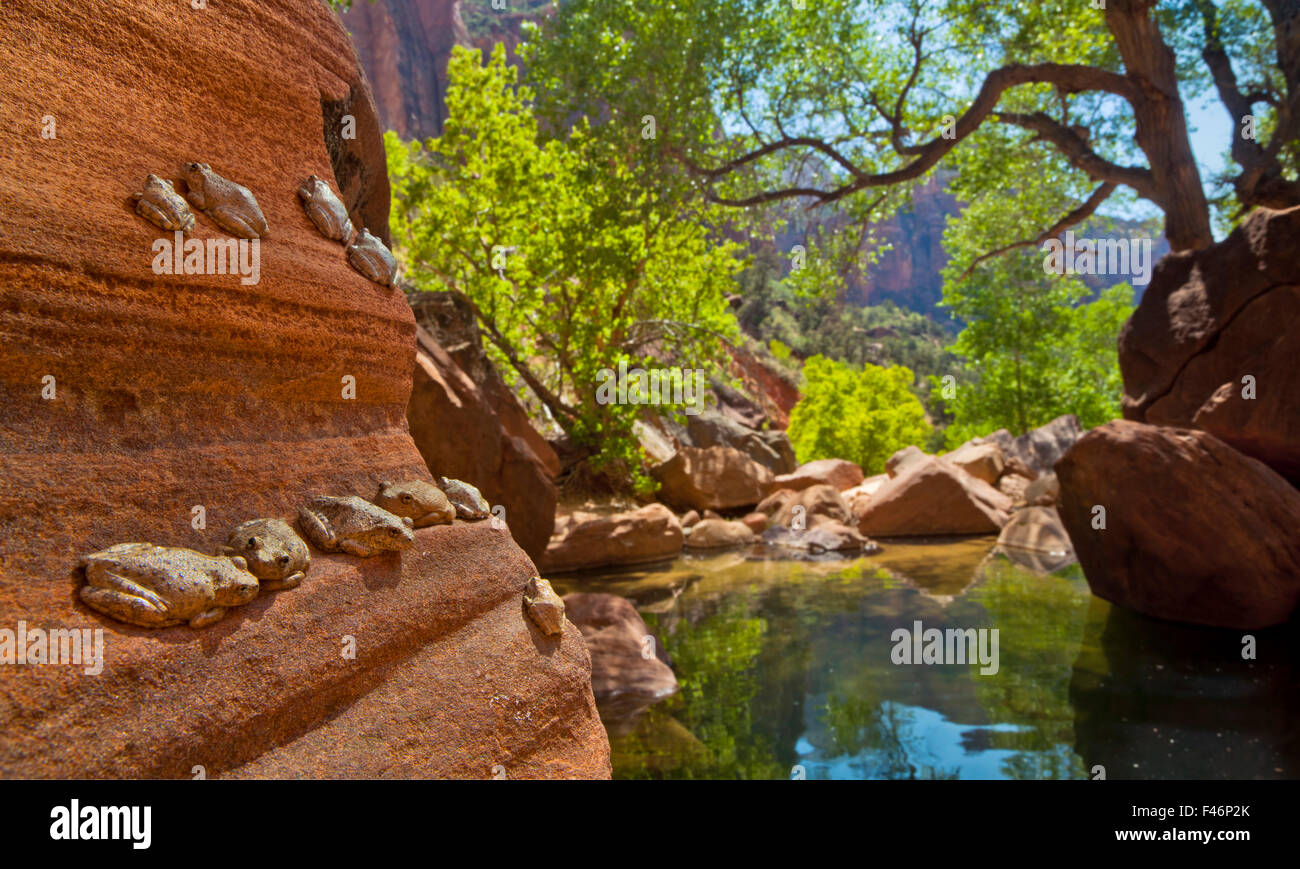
[{"left": 551, "top": 539, "right": 1300, "bottom": 779}]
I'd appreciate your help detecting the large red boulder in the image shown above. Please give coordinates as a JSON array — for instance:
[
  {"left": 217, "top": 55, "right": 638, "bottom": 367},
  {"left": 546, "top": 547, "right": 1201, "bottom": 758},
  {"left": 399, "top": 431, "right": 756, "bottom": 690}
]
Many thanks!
[
  {"left": 541, "top": 504, "right": 684, "bottom": 573},
  {"left": 1120, "top": 206, "right": 1300, "bottom": 483},
  {"left": 1056, "top": 421, "right": 1300, "bottom": 629},
  {"left": 0, "top": 0, "right": 606, "bottom": 778},
  {"left": 651, "top": 445, "right": 774, "bottom": 512}
]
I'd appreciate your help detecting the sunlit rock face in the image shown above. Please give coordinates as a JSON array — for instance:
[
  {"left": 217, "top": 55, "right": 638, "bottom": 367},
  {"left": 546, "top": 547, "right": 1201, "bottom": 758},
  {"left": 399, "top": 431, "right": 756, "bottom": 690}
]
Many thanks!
[{"left": 0, "top": 0, "right": 607, "bottom": 779}]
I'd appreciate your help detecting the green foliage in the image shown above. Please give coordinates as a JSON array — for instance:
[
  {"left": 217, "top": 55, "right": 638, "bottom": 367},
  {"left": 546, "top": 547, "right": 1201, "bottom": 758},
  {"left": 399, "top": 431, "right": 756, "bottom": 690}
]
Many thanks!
[
  {"left": 787, "top": 356, "right": 931, "bottom": 473},
  {"left": 388, "top": 45, "right": 743, "bottom": 481},
  {"left": 932, "top": 251, "right": 1134, "bottom": 445}
]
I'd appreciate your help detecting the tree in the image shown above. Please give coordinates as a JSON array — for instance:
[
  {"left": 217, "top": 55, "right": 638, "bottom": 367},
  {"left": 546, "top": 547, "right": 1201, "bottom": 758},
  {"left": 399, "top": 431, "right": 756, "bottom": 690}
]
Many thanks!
[
  {"left": 787, "top": 356, "right": 931, "bottom": 472},
  {"left": 526, "top": 0, "right": 1299, "bottom": 264},
  {"left": 932, "top": 251, "right": 1134, "bottom": 445},
  {"left": 388, "top": 45, "right": 744, "bottom": 478}
]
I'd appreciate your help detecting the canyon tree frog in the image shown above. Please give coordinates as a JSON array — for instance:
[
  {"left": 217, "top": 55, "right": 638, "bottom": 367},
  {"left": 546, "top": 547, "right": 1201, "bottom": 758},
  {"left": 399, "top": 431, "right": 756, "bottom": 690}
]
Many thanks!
[
  {"left": 131, "top": 174, "right": 195, "bottom": 232},
  {"left": 182, "top": 162, "right": 269, "bottom": 239},
  {"left": 373, "top": 480, "right": 455, "bottom": 528},
  {"left": 220, "top": 518, "right": 310, "bottom": 591},
  {"left": 297, "top": 174, "right": 354, "bottom": 242},
  {"left": 346, "top": 227, "right": 398, "bottom": 286},
  {"left": 79, "top": 543, "right": 260, "bottom": 629},
  {"left": 523, "top": 577, "right": 565, "bottom": 636},
  {"left": 439, "top": 477, "right": 490, "bottom": 520},
  {"left": 297, "top": 495, "right": 414, "bottom": 556}
]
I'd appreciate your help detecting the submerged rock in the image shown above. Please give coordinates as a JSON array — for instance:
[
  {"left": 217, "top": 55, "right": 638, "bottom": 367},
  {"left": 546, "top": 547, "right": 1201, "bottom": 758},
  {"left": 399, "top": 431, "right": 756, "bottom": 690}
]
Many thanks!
[
  {"left": 563, "top": 593, "right": 678, "bottom": 720},
  {"left": 685, "top": 518, "right": 755, "bottom": 549}
]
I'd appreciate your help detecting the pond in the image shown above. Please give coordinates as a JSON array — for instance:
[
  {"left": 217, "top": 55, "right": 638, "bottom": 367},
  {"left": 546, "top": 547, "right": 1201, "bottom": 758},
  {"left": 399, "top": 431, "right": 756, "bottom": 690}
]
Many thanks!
[{"left": 551, "top": 539, "right": 1300, "bottom": 780}]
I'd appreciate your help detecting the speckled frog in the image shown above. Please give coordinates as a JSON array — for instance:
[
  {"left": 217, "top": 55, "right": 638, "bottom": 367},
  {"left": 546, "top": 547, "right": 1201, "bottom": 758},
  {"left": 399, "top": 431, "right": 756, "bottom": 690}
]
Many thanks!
[
  {"left": 373, "top": 480, "right": 455, "bottom": 528},
  {"left": 297, "top": 495, "right": 414, "bottom": 556},
  {"left": 297, "top": 174, "right": 354, "bottom": 243},
  {"left": 220, "top": 518, "right": 310, "bottom": 591},
  {"left": 182, "top": 162, "right": 269, "bottom": 239},
  {"left": 79, "top": 543, "right": 260, "bottom": 629},
  {"left": 523, "top": 576, "right": 566, "bottom": 636},
  {"left": 346, "top": 227, "right": 398, "bottom": 286},
  {"left": 439, "top": 477, "right": 490, "bottom": 520},
  {"left": 131, "top": 174, "right": 195, "bottom": 232}
]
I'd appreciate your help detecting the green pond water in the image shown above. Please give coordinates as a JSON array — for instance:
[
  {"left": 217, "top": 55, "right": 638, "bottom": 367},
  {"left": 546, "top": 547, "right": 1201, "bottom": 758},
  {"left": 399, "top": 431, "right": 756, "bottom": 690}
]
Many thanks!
[{"left": 551, "top": 539, "right": 1300, "bottom": 780}]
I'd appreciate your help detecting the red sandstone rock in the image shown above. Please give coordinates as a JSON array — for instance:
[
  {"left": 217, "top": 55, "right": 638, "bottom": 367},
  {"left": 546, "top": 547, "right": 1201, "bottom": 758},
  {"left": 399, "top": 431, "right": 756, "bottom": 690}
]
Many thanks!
[
  {"left": 684, "top": 518, "right": 755, "bottom": 549},
  {"left": 772, "top": 458, "right": 865, "bottom": 492},
  {"left": 541, "top": 505, "right": 684, "bottom": 573},
  {"left": 1056, "top": 421, "right": 1300, "bottom": 629},
  {"left": 857, "top": 456, "right": 1012, "bottom": 536},
  {"left": 1119, "top": 206, "right": 1300, "bottom": 481},
  {"left": 563, "top": 593, "right": 678, "bottom": 720},
  {"left": 651, "top": 445, "right": 774, "bottom": 512},
  {"left": 0, "top": 0, "right": 606, "bottom": 778},
  {"left": 408, "top": 326, "right": 558, "bottom": 561}
]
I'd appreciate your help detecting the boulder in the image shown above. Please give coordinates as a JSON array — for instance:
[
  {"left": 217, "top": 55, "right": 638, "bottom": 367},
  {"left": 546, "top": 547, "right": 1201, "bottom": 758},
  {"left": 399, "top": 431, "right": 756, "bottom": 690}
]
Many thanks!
[
  {"left": 680, "top": 510, "right": 701, "bottom": 529},
  {"left": 765, "top": 484, "right": 855, "bottom": 528},
  {"left": 976, "top": 416, "right": 1083, "bottom": 477},
  {"left": 1023, "top": 473, "right": 1060, "bottom": 507},
  {"left": 944, "top": 441, "right": 1005, "bottom": 485},
  {"left": 1141, "top": 282, "right": 1300, "bottom": 483},
  {"left": 651, "top": 445, "right": 774, "bottom": 512},
  {"left": 684, "top": 518, "right": 756, "bottom": 549},
  {"left": 740, "top": 512, "right": 769, "bottom": 534},
  {"left": 762, "top": 522, "right": 878, "bottom": 553},
  {"left": 997, "top": 473, "right": 1032, "bottom": 503},
  {"left": 408, "top": 323, "right": 558, "bottom": 562},
  {"left": 685, "top": 410, "right": 796, "bottom": 475},
  {"left": 1003, "top": 456, "right": 1039, "bottom": 481},
  {"left": 541, "top": 504, "right": 684, "bottom": 573},
  {"left": 886, "top": 445, "right": 928, "bottom": 478},
  {"left": 856, "top": 456, "right": 1012, "bottom": 537},
  {"left": 842, "top": 473, "right": 888, "bottom": 518},
  {"left": 772, "top": 458, "right": 865, "bottom": 492},
  {"left": 563, "top": 593, "right": 679, "bottom": 720},
  {"left": 1056, "top": 421, "right": 1300, "bottom": 629},
  {"left": 0, "top": 0, "right": 607, "bottom": 778}
]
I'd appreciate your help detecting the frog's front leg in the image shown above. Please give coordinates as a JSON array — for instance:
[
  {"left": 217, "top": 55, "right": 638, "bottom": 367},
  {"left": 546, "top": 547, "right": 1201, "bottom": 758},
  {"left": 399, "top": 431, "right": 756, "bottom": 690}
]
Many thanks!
[
  {"left": 260, "top": 571, "right": 304, "bottom": 592},
  {"left": 189, "top": 607, "right": 227, "bottom": 628},
  {"left": 80, "top": 586, "right": 181, "bottom": 628}
]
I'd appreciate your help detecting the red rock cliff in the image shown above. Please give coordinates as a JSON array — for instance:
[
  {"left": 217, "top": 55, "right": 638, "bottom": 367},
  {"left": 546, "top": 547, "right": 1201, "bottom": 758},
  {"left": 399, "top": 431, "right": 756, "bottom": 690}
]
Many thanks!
[{"left": 0, "top": 0, "right": 608, "bottom": 779}]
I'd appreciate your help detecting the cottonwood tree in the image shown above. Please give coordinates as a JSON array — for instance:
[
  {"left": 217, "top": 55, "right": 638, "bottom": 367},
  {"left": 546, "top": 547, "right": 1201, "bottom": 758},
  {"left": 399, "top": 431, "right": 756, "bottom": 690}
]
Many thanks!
[{"left": 526, "top": 0, "right": 1299, "bottom": 263}]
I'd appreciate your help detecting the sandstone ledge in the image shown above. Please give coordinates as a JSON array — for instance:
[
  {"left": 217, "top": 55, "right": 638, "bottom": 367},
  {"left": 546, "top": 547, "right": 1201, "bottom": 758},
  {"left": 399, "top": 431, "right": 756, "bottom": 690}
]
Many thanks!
[{"left": 1, "top": 522, "right": 609, "bottom": 779}]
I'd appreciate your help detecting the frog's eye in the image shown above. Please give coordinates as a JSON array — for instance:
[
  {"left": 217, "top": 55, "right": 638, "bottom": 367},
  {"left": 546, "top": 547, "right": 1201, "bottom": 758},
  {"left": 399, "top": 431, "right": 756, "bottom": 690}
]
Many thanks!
[
  {"left": 400, "top": 494, "right": 412, "bottom": 503},
  {"left": 278, "top": 555, "right": 290, "bottom": 566},
  {"left": 246, "top": 537, "right": 258, "bottom": 549},
  {"left": 388, "top": 528, "right": 400, "bottom": 537}
]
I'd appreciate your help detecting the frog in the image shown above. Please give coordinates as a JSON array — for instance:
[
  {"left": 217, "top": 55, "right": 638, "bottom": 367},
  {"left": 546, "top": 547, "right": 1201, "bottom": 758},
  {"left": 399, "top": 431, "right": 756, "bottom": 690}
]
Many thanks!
[
  {"left": 297, "top": 495, "right": 414, "bottom": 557},
  {"left": 345, "top": 227, "right": 398, "bottom": 286},
  {"left": 439, "top": 477, "right": 490, "bottom": 520},
  {"left": 523, "top": 576, "right": 565, "bottom": 636},
  {"left": 297, "top": 174, "right": 354, "bottom": 243},
  {"left": 220, "top": 518, "right": 310, "bottom": 591},
  {"left": 78, "top": 543, "right": 260, "bottom": 629},
  {"left": 373, "top": 480, "right": 455, "bottom": 528},
  {"left": 131, "top": 174, "right": 195, "bottom": 232},
  {"left": 181, "top": 162, "right": 269, "bottom": 239}
]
